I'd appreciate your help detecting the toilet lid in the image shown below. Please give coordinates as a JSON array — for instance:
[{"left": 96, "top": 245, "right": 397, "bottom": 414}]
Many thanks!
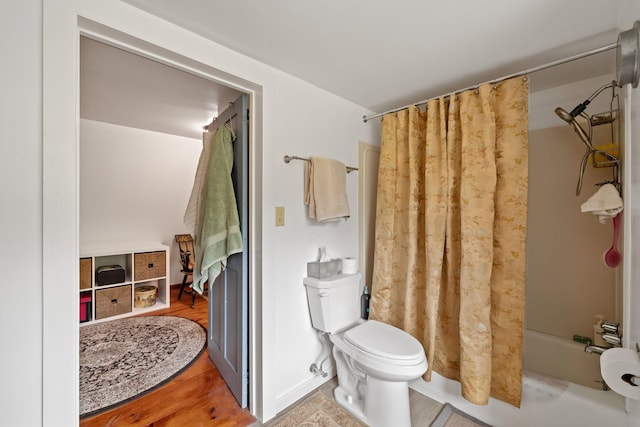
[{"left": 343, "top": 320, "right": 424, "bottom": 361}]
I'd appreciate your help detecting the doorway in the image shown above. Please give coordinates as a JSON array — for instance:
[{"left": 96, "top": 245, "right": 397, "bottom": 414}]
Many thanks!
[
  {"left": 79, "top": 35, "right": 244, "bottom": 295},
  {"left": 79, "top": 26, "right": 255, "bottom": 412}
]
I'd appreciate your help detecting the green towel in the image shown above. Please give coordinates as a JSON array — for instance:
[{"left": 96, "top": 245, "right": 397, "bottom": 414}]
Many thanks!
[{"left": 192, "top": 126, "right": 243, "bottom": 294}]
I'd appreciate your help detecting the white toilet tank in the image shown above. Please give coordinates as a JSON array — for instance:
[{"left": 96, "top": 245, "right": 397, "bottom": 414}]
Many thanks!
[{"left": 304, "top": 273, "right": 361, "bottom": 333}]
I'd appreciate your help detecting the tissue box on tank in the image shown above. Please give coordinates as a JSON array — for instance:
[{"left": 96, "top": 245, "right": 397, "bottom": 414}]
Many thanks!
[{"left": 307, "top": 259, "right": 342, "bottom": 279}]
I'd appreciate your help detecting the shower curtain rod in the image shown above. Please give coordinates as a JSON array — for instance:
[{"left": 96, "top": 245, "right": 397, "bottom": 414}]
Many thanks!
[{"left": 362, "top": 42, "right": 618, "bottom": 123}]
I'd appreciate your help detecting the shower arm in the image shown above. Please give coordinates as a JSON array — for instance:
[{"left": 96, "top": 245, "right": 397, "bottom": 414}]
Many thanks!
[{"left": 569, "top": 82, "right": 616, "bottom": 117}]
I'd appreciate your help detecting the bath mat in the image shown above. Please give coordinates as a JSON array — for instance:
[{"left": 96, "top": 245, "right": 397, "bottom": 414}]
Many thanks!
[
  {"left": 266, "top": 390, "right": 365, "bottom": 426},
  {"left": 430, "top": 403, "right": 492, "bottom": 427},
  {"left": 79, "top": 315, "right": 206, "bottom": 417}
]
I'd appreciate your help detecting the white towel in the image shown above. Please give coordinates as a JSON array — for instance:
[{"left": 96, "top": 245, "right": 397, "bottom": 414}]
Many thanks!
[
  {"left": 304, "top": 157, "right": 350, "bottom": 222},
  {"left": 581, "top": 183, "right": 623, "bottom": 224}
]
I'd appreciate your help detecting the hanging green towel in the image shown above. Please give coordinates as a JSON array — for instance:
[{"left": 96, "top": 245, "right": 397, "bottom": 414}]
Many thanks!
[{"left": 192, "top": 126, "right": 243, "bottom": 294}]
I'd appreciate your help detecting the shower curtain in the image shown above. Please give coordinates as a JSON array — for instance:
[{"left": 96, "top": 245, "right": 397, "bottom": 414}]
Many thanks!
[{"left": 369, "top": 77, "right": 528, "bottom": 407}]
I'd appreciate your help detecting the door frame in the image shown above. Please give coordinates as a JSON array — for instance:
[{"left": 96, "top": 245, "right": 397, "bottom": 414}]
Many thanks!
[{"left": 43, "top": 11, "right": 264, "bottom": 425}]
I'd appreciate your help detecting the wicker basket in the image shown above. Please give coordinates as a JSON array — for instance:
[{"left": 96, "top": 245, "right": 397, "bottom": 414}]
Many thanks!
[
  {"left": 134, "top": 285, "right": 157, "bottom": 308},
  {"left": 95, "top": 285, "right": 132, "bottom": 319},
  {"left": 134, "top": 251, "right": 166, "bottom": 281},
  {"left": 79, "top": 258, "right": 92, "bottom": 290}
]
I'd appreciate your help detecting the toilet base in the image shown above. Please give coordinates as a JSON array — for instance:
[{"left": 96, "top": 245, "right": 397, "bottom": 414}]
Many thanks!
[
  {"left": 334, "top": 376, "right": 411, "bottom": 427},
  {"left": 334, "top": 386, "right": 367, "bottom": 424}
]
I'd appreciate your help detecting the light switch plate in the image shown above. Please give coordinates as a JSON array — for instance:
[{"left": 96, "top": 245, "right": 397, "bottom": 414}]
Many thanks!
[{"left": 275, "top": 206, "right": 285, "bottom": 226}]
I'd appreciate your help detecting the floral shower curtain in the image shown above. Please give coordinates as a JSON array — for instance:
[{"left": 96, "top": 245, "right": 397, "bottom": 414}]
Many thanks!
[{"left": 369, "top": 77, "right": 528, "bottom": 407}]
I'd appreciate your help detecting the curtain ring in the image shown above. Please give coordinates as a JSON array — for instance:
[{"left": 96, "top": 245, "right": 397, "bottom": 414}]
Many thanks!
[
  {"left": 492, "top": 84, "right": 498, "bottom": 90},
  {"left": 522, "top": 75, "right": 528, "bottom": 82},
  {"left": 474, "top": 89, "right": 479, "bottom": 95}
]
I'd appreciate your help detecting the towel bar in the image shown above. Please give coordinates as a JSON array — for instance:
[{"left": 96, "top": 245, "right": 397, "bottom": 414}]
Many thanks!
[{"left": 283, "top": 155, "right": 358, "bottom": 173}]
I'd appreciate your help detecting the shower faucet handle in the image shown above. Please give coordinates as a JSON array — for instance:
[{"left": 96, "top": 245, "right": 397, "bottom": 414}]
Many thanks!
[
  {"left": 600, "top": 320, "right": 621, "bottom": 347},
  {"left": 602, "top": 333, "right": 622, "bottom": 346},
  {"left": 601, "top": 320, "right": 620, "bottom": 335}
]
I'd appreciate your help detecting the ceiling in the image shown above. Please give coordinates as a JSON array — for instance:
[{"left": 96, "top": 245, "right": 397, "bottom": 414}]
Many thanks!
[
  {"left": 121, "top": 0, "right": 626, "bottom": 110},
  {"left": 80, "top": 37, "right": 242, "bottom": 139},
  {"left": 82, "top": 0, "right": 629, "bottom": 138}
]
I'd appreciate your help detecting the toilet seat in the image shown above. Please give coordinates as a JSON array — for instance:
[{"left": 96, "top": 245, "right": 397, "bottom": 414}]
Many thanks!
[{"left": 343, "top": 320, "right": 425, "bottom": 366}]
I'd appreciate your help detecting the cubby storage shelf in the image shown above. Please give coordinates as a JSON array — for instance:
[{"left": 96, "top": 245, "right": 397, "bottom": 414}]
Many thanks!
[{"left": 79, "top": 243, "right": 170, "bottom": 326}]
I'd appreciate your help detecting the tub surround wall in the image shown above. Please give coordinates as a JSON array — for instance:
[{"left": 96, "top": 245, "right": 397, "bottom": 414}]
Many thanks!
[{"left": 527, "top": 124, "right": 619, "bottom": 341}]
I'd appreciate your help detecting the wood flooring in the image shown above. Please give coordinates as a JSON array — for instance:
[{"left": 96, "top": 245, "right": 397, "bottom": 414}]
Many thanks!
[{"left": 80, "top": 286, "right": 255, "bottom": 427}]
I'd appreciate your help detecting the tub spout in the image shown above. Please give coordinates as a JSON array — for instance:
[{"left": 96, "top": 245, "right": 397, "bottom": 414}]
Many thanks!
[{"left": 585, "top": 345, "right": 609, "bottom": 355}]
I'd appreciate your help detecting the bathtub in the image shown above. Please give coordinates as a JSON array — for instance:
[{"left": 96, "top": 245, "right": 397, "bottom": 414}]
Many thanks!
[{"left": 409, "top": 329, "right": 629, "bottom": 426}]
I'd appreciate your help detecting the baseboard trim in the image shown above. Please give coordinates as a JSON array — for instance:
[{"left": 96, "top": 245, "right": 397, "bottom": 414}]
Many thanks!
[{"left": 272, "top": 367, "right": 337, "bottom": 419}]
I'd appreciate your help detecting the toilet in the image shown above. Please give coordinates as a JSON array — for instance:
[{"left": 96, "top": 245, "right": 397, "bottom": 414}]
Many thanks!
[{"left": 304, "top": 273, "right": 427, "bottom": 427}]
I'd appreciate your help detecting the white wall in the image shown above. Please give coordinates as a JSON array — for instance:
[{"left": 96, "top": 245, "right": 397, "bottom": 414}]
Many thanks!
[
  {"left": 0, "top": 2, "right": 43, "bottom": 426},
  {"left": 526, "top": 72, "right": 620, "bottom": 342},
  {"left": 269, "top": 74, "right": 369, "bottom": 409},
  {"left": 618, "top": 1, "right": 640, "bottom": 420},
  {"left": 624, "top": 71, "right": 640, "bottom": 422},
  {"left": 80, "top": 119, "right": 201, "bottom": 285}
]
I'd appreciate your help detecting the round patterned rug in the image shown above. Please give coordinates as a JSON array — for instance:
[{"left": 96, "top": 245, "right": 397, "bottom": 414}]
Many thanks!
[{"left": 79, "top": 315, "right": 206, "bottom": 418}]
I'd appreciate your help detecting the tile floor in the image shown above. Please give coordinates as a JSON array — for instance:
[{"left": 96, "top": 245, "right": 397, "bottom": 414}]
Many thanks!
[{"left": 253, "top": 377, "right": 443, "bottom": 426}]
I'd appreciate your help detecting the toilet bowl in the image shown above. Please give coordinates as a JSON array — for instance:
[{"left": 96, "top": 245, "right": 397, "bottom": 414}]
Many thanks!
[
  {"left": 304, "top": 273, "right": 427, "bottom": 427},
  {"left": 338, "top": 319, "right": 427, "bottom": 381}
]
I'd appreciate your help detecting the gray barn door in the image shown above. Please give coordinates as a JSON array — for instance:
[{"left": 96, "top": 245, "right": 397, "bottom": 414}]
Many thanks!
[{"left": 208, "top": 93, "right": 249, "bottom": 408}]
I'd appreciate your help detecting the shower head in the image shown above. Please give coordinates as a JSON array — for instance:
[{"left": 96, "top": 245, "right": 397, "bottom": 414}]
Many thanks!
[
  {"left": 555, "top": 82, "right": 617, "bottom": 151},
  {"left": 554, "top": 107, "right": 574, "bottom": 123},
  {"left": 554, "top": 107, "right": 594, "bottom": 150}
]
